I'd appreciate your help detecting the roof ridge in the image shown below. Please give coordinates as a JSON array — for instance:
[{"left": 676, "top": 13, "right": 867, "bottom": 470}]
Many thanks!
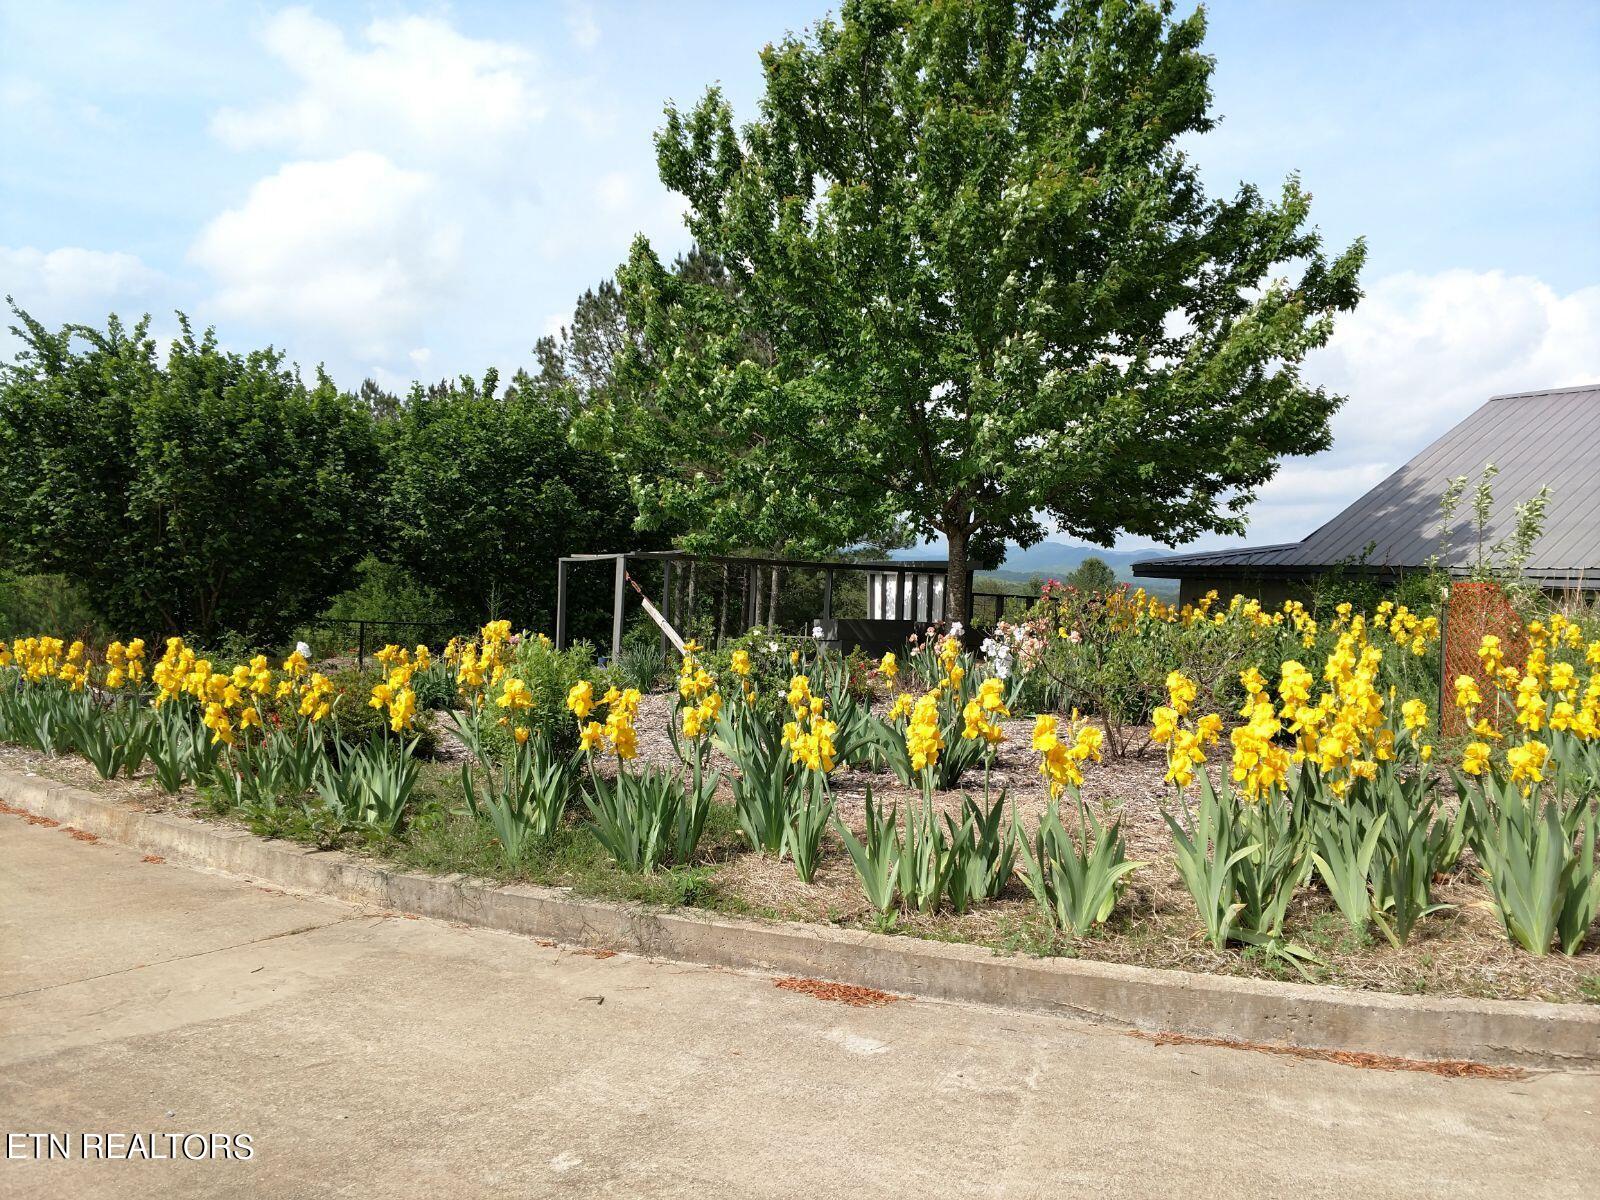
[{"left": 1486, "top": 382, "right": 1600, "bottom": 401}]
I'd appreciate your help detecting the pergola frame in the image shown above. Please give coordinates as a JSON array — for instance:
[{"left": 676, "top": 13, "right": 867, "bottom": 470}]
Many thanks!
[{"left": 554, "top": 550, "right": 971, "bottom": 661}]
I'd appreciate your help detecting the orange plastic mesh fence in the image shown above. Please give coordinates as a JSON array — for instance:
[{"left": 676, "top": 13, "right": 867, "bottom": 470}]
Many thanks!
[{"left": 1440, "top": 581, "right": 1525, "bottom": 736}]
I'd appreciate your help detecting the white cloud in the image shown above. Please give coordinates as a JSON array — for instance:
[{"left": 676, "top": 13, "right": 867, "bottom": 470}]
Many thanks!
[
  {"left": 0, "top": 246, "right": 162, "bottom": 315},
  {"left": 1169, "top": 269, "right": 1600, "bottom": 550},
  {"left": 189, "top": 152, "right": 462, "bottom": 353},
  {"left": 211, "top": 7, "right": 544, "bottom": 166},
  {"left": 564, "top": 2, "right": 601, "bottom": 51},
  {"left": 1313, "top": 269, "right": 1600, "bottom": 458}
]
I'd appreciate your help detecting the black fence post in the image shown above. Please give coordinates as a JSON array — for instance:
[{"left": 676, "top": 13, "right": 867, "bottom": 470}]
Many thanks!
[
  {"left": 357, "top": 620, "right": 367, "bottom": 669},
  {"left": 555, "top": 558, "right": 569, "bottom": 650},
  {"left": 659, "top": 559, "right": 673, "bottom": 659}
]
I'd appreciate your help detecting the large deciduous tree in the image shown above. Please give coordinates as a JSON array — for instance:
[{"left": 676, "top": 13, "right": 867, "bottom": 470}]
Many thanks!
[
  {"left": 0, "top": 308, "right": 382, "bottom": 641},
  {"left": 600, "top": 0, "right": 1364, "bottom": 622},
  {"left": 383, "top": 370, "right": 644, "bottom": 638}
]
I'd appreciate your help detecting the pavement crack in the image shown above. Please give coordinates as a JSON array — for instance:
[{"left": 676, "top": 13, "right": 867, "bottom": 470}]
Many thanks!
[{"left": 0, "top": 914, "right": 363, "bottom": 1001}]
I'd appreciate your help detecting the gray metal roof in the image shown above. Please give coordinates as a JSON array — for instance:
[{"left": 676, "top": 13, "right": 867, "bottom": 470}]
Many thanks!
[{"left": 1134, "top": 383, "right": 1600, "bottom": 587}]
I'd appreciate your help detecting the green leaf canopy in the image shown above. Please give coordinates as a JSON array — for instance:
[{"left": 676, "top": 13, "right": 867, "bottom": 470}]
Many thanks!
[{"left": 600, "top": 0, "right": 1365, "bottom": 618}]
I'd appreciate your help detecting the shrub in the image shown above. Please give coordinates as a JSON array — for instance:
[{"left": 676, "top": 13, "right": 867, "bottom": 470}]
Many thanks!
[
  {"left": 0, "top": 309, "right": 383, "bottom": 643},
  {"left": 323, "top": 556, "right": 449, "bottom": 627},
  {"left": 477, "top": 637, "right": 605, "bottom": 760},
  {"left": 0, "top": 572, "right": 107, "bottom": 642},
  {"left": 325, "top": 666, "right": 438, "bottom": 758},
  {"left": 702, "top": 627, "right": 808, "bottom": 707}
]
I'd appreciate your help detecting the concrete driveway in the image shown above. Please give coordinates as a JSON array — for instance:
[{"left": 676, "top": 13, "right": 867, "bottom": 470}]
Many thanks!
[{"left": 2, "top": 811, "right": 1596, "bottom": 1199}]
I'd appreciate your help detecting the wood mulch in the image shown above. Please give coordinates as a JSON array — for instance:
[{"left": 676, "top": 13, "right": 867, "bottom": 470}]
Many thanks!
[
  {"left": 1125, "top": 1031, "right": 1527, "bottom": 1079},
  {"left": 773, "top": 976, "right": 907, "bottom": 1007}
]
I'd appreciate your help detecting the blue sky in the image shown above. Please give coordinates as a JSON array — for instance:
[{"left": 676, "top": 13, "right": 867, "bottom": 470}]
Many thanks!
[{"left": 3, "top": 1, "right": 1598, "bottom": 557}]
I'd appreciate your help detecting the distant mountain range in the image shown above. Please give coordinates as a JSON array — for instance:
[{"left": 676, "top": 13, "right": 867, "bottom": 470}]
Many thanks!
[{"left": 890, "top": 540, "right": 1170, "bottom": 580}]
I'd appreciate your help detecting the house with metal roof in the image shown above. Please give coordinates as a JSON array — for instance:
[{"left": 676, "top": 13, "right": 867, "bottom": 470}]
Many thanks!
[{"left": 1132, "top": 384, "right": 1600, "bottom": 605}]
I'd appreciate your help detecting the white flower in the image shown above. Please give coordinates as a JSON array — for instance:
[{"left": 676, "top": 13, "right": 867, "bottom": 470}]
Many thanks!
[{"left": 295, "top": 641, "right": 311, "bottom": 658}]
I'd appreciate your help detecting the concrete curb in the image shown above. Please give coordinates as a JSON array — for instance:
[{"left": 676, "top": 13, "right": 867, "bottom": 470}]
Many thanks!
[{"left": 4, "top": 768, "right": 1598, "bottom": 1071}]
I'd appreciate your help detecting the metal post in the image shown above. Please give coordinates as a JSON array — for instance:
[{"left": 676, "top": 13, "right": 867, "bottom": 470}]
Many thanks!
[
  {"left": 555, "top": 559, "right": 569, "bottom": 649},
  {"left": 357, "top": 620, "right": 366, "bottom": 669},
  {"left": 822, "top": 568, "right": 834, "bottom": 621},
  {"left": 611, "top": 556, "right": 627, "bottom": 665},
  {"left": 717, "top": 563, "right": 729, "bottom": 646},
  {"left": 965, "top": 568, "right": 976, "bottom": 627},
  {"left": 659, "top": 559, "right": 673, "bottom": 658}
]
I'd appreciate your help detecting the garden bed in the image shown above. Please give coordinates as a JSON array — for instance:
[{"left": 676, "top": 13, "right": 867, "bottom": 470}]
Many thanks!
[{"left": 8, "top": 693, "right": 1597, "bottom": 1008}]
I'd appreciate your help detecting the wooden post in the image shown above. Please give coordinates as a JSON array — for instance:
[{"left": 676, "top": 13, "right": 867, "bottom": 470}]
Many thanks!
[
  {"left": 555, "top": 559, "right": 569, "bottom": 649},
  {"left": 611, "top": 556, "right": 627, "bottom": 665},
  {"left": 766, "top": 566, "right": 779, "bottom": 629},
  {"left": 965, "top": 568, "right": 975, "bottom": 627},
  {"left": 895, "top": 569, "right": 907, "bottom": 621}
]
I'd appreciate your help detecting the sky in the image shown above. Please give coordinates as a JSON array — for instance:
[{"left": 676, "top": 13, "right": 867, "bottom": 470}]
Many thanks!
[{"left": 2, "top": 0, "right": 1598, "bottom": 559}]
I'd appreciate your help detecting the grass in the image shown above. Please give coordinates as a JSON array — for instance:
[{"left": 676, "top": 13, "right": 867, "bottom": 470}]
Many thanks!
[{"left": 381, "top": 764, "right": 754, "bottom": 911}]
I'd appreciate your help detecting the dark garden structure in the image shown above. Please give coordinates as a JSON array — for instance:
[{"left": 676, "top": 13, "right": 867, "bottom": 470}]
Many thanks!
[{"left": 554, "top": 551, "right": 1035, "bottom": 661}]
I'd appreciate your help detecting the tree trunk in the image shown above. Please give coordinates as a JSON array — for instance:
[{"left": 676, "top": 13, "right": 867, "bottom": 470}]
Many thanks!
[
  {"left": 946, "top": 527, "right": 971, "bottom": 636},
  {"left": 766, "top": 566, "right": 779, "bottom": 629}
]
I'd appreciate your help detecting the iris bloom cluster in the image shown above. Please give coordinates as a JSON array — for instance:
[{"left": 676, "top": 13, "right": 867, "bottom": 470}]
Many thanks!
[
  {"left": 1458, "top": 619, "right": 1600, "bottom": 793},
  {"left": 568, "top": 680, "right": 642, "bottom": 760},
  {"left": 1150, "top": 671, "right": 1222, "bottom": 789},
  {"left": 780, "top": 672, "right": 837, "bottom": 773},
  {"left": 146, "top": 636, "right": 338, "bottom": 746},
  {"left": 677, "top": 641, "right": 723, "bottom": 741},
  {"left": 369, "top": 643, "right": 428, "bottom": 734},
  {"left": 1031, "top": 712, "right": 1103, "bottom": 796}
]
